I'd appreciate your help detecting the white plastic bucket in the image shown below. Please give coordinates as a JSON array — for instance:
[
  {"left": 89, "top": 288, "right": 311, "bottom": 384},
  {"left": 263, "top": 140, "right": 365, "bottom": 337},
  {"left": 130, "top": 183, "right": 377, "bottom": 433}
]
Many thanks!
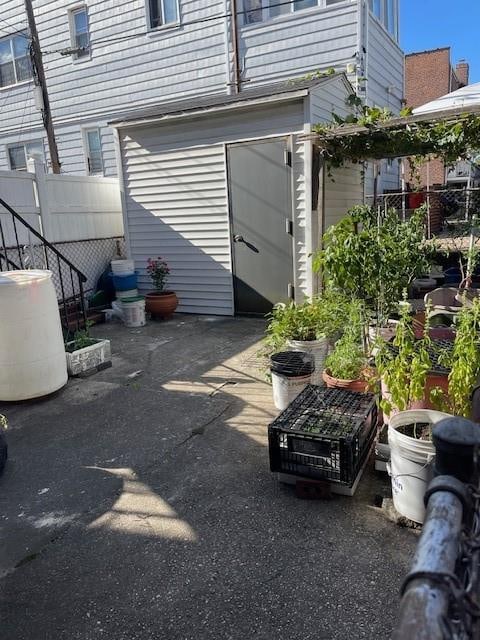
[
  {"left": 271, "top": 371, "right": 312, "bottom": 411},
  {"left": 388, "top": 409, "right": 451, "bottom": 523},
  {"left": 287, "top": 338, "right": 328, "bottom": 386},
  {"left": 116, "top": 288, "right": 138, "bottom": 300},
  {"left": 121, "top": 296, "right": 146, "bottom": 328},
  {"left": 111, "top": 259, "right": 135, "bottom": 275}
]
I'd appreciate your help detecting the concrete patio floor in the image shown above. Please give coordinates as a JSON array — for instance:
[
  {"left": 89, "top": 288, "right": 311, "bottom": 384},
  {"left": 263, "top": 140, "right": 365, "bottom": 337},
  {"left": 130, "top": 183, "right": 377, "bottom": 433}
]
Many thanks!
[{"left": 0, "top": 315, "right": 417, "bottom": 639}]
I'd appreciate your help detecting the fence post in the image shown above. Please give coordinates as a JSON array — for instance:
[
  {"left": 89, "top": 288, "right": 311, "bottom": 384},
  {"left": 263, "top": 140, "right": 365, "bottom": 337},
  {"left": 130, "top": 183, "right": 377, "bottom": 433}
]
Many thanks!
[{"left": 28, "top": 157, "right": 53, "bottom": 241}]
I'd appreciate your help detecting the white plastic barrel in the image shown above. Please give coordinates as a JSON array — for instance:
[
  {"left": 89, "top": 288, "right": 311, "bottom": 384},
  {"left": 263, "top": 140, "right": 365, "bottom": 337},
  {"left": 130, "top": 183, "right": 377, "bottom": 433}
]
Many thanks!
[
  {"left": 388, "top": 409, "right": 451, "bottom": 523},
  {"left": 121, "top": 296, "right": 146, "bottom": 328},
  {"left": 287, "top": 338, "right": 328, "bottom": 386},
  {"left": 0, "top": 270, "right": 68, "bottom": 400},
  {"left": 111, "top": 259, "right": 135, "bottom": 275}
]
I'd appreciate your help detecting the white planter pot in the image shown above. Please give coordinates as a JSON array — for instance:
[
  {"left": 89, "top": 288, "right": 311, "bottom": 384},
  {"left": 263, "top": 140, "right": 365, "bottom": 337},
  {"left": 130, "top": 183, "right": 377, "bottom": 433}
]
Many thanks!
[
  {"left": 271, "top": 371, "right": 312, "bottom": 411},
  {"left": 66, "top": 339, "right": 111, "bottom": 376},
  {"left": 287, "top": 338, "right": 328, "bottom": 386},
  {"left": 388, "top": 409, "right": 451, "bottom": 523}
]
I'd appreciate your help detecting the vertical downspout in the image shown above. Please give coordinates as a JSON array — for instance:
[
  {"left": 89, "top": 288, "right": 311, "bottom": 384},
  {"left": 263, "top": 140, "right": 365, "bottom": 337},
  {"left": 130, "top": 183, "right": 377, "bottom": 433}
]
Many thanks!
[{"left": 230, "top": 0, "right": 241, "bottom": 94}]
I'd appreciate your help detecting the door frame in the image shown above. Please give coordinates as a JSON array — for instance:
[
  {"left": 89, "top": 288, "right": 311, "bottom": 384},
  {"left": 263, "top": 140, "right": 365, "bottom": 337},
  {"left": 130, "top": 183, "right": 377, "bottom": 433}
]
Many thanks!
[{"left": 225, "top": 135, "right": 296, "bottom": 315}]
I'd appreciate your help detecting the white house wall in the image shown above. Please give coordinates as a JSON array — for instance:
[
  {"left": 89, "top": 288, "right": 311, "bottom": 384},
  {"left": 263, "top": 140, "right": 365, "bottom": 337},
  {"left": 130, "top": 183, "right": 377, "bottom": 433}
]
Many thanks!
[
  {"left": 119, "top": 101, "right": 306, "bottom": 315},
  {"left": 238, "top": 2, "right": 359, "bottom": 84},
  {"left": 0, "top": 1, "right": 404, "bottom": 178},
  {"left": 309, "top": 76, "right": 363, "bottom": 236}
]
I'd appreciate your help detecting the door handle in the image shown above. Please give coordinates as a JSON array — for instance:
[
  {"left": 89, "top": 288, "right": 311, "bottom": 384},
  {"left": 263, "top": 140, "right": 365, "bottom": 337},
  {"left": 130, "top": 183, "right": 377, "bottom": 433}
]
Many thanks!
[{"left": 233, "top": 234, "right": 244, "bottom": 243}]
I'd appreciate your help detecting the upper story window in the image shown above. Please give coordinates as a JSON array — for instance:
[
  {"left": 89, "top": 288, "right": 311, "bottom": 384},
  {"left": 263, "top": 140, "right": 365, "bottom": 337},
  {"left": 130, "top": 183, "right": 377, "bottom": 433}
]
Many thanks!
[
  {"left": 369, "top": 0, "right": 398, "bottom": 39},
  {"left": 0, "top": 32, "right": 31, "bottom": 88},
  {"left": 69, "top": 6, "right": 90, "bottom": 59},
  {"left": 148, "top": 0, "right": 180, "bottom": 29},
  {"left": 243, "top": 0, "right": 348, "bottom": 25},
  {"left": 7, "top": 140, "right": 45, "bottom": 171}
]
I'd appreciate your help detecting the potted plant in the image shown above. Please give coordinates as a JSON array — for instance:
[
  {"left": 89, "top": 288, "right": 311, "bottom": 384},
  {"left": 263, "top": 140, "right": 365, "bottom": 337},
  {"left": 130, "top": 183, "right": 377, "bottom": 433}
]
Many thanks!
[
  {"left": 431, "top": 296, "right": 480, "bottom": 418},
  {"left": 265, "top": 292, "right": 350, "bottom": 384},
  {"left": 145, "top": 256, "right": 178, "bottom": 320},
  {"left": 322, "top": 299, "right": 371, "bottom": 392},
  {"left": 375, "top": 300, "right": 446, "bottom": 419},
  {"left": 65, "top": 326, "right": 111, "bottom": 377},
  {"left": 314, "top": 204, "right": 433, "bottom": 334}
]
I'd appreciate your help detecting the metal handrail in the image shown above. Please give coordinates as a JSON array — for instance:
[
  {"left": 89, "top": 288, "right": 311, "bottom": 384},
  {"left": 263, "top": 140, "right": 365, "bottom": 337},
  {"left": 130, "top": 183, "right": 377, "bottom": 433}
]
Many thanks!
[{"left": 0, "top": 196, "right": 88, "bottom": 334}]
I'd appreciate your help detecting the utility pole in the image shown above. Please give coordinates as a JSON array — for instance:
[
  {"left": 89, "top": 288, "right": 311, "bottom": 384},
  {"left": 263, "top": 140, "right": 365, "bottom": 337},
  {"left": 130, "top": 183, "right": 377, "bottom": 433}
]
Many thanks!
[{"left": 24, "top": 0, "right": 61, "bottom": 174}]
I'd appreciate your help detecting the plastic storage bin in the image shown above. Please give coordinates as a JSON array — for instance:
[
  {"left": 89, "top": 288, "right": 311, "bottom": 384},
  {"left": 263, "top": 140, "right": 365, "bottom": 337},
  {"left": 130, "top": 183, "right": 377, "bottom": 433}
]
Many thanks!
[{"left": 268, "top": 385, "right": 378, "bottom": 489}]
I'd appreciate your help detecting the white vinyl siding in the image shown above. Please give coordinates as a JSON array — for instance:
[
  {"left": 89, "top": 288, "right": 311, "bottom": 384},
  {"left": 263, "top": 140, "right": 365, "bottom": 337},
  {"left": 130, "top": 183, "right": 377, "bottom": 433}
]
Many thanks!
[{"left": 239, "top": 2, "right": 358, "bottom": 85}]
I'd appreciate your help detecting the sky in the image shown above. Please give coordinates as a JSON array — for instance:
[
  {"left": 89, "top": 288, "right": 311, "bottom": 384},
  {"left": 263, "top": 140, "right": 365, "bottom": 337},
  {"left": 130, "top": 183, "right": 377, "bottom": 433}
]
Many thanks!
[{"left": 401, "top": 0, "right": 480, "bottom": 84}]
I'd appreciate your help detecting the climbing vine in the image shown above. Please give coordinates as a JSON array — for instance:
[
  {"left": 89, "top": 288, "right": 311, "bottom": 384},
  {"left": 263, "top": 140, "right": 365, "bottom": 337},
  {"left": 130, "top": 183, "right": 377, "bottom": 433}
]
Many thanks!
[{"left": 312, "top": 95, "right": 480, "bottom": 174}]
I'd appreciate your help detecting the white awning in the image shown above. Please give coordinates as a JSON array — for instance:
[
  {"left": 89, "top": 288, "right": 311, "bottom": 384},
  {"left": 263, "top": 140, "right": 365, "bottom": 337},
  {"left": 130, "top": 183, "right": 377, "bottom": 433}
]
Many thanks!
[{"left": 414, "top": 82, "right": 480, "bottom": 115}]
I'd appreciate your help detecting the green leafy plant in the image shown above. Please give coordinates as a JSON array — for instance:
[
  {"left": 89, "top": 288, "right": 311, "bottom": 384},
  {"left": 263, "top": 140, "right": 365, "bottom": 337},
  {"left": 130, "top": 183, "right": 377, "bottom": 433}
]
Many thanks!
[
  {"left": 0, "top": 415, "right": 7, "bottom": 430},
  {"left": 433, "top": 297, "right": 480, "bottom": 417},
  {"left": 375, "top": 300, "right": 432, "bottom": 415},
  {"left": 146, "top": 256, "right": 170, "bottom": 292},
  {"left": 66, "top": 321, "right": 96, "bottom": 352},
  {"left": 324, "top": 299, "right": 367, "bottom": 380},
  {"left": 314, "top": 205, "right": 433, "bottom": 324},
  {"left": 264, "top": 291, "right": 351, "bottom": 353},
  {"left": 312, "top": 104, "right": 480, "bottom": 175}
]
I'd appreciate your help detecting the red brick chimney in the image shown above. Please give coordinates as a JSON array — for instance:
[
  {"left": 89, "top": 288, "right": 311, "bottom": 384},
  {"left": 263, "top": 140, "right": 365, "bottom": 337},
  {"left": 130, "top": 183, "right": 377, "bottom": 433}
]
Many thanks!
[{"left": 456, "top": 60, "right": 470, "bottom": 87}]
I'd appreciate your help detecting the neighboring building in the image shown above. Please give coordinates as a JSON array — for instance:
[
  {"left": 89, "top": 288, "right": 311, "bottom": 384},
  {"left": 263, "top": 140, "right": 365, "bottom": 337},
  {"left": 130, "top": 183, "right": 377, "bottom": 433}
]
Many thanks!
[
  {"left": 1, "top": 1, "right": 404, "bottom": 316},
  {"left": 0, "top": 0, "right": 404, "bottom": 177},
  {"left": 405, "top": 48, "right": 469, "bottom": 187}
]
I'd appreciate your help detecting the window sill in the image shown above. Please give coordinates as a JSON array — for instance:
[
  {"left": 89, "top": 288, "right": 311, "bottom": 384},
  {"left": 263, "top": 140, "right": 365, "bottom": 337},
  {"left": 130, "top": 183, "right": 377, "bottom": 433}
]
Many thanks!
[
  {"left": 145, "top": 22, "right": 181, "bottom": 37},
  {"left": 72, "top": 53, "right": 92, "bottom": 65},
  {"left": 0, "top": 78, "right": 33, "bottom": 93}
]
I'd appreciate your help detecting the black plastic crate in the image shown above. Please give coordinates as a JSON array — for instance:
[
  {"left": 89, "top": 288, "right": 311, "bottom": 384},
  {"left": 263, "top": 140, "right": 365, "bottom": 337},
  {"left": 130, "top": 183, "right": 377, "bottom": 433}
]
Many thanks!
[{"left": 268, "top": 385, "right": 378, "bottom": 487}]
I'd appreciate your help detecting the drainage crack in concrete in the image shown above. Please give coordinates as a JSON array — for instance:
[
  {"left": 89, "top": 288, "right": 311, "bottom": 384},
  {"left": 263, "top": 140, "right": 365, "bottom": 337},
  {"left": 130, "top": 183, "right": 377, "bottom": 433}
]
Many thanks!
[{"left": 176, "top": 404, "right": 232, "bottom": 447}]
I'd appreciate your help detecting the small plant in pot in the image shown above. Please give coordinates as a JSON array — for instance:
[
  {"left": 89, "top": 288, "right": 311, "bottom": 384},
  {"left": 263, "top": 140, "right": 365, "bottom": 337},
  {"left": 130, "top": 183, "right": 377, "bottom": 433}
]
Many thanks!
[
  {"left": 264, "top": 292, "right": 350, "bottom": 384},
  {"left": 322, "top": 300, "right": 371, "bottom": 392},
  {"left": 145, "top": 257, "right": 178, "bottom": 320},
  {"left": 65, "top": 324, "right": 111, "bottom": 377}
]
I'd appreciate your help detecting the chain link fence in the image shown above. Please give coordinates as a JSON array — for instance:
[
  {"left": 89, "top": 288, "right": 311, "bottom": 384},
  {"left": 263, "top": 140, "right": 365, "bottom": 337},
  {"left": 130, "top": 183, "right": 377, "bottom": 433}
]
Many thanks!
[
  {"left": 3, "top": 236, "right": 125, "bottom": 301},
  {"left": 366, "top": 188, "right": 480, "bottom": 238}
]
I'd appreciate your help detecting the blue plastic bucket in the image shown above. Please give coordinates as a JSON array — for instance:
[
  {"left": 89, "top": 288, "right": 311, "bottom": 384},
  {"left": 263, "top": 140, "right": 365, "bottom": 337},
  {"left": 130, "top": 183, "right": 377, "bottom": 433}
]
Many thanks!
[{"left": 112, "top": 272, "right": 138, "bottom": 291}]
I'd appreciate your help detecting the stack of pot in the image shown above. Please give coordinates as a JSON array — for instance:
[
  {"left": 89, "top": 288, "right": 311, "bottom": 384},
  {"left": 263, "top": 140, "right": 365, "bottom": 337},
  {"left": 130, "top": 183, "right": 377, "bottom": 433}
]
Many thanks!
[
  {"left": 111, "top": 260, "right": 146, "bottom": 328},
  {"left": 111, "top": 260, "right": 138, "bottom": 300}
]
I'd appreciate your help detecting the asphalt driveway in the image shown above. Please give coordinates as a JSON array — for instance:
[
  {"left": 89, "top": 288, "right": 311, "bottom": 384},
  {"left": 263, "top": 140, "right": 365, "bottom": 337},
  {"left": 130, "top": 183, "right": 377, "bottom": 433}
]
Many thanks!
[{"left": 0, "top": 315, "right": 417, "bottom": 639}]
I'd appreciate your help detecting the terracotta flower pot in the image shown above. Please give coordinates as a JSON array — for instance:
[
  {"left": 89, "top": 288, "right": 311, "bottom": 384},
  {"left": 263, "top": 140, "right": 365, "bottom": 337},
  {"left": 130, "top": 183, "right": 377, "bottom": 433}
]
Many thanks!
[
  {"left": 322, "top": 369, "right": 369, "bottom": 393},
  {"left": 145, "top": 291, "right": 178, "bottom": 319}
]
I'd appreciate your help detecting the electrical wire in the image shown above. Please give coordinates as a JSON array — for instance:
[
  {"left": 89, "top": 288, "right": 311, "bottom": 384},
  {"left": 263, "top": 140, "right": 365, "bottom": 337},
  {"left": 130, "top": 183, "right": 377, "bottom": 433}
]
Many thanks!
[
  {"left": 0, "top": 16, "right": 29, "bottom": 39},
  {"left": 42, "top": 0, "right": 307, "bottom": 55}
]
